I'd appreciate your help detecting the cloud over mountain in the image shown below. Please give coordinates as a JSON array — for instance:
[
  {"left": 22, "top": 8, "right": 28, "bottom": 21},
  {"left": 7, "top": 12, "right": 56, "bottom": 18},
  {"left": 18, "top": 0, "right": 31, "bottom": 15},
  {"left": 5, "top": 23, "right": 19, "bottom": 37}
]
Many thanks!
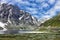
[{"left": 0, "top": 0, "right": 60, "bottom": 20}]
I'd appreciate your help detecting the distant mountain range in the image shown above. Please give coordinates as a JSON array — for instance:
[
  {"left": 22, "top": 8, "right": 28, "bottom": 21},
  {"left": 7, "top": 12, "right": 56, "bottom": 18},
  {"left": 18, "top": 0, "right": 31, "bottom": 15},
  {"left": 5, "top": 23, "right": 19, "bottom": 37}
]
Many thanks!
[
  {"left": 0, "top": 3, "right": 41, "bottom": 31},
  {"left": 0, "top": 3, "right": 59, "bottom": 32}
]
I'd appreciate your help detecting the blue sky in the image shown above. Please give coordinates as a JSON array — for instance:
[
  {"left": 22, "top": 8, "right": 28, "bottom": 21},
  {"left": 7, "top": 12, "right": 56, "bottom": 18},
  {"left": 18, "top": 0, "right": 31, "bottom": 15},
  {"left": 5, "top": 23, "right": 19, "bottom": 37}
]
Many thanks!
[{"left": 0, "top": 0, "right": 60, "bottom": 20}]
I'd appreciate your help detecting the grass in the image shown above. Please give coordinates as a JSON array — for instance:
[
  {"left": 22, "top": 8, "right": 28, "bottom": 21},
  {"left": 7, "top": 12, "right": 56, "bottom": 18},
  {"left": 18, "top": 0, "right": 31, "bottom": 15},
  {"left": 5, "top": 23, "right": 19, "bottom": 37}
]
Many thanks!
[
  {"left": 41, "top": 14, "right": 60, "bottom": 27},
  {"left": 0, "top": 33, "right": 60, "bottom": 40},
  {"left": 0, "top": 14, "right": 60, "bottom": 40}
]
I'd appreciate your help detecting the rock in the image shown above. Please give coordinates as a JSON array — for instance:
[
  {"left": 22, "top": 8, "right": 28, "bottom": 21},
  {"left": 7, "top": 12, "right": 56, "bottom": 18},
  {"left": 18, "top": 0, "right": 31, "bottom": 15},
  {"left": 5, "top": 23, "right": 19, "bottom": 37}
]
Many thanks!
[{"left": 0, "top": 3, "right": 40, "bottom": 31}]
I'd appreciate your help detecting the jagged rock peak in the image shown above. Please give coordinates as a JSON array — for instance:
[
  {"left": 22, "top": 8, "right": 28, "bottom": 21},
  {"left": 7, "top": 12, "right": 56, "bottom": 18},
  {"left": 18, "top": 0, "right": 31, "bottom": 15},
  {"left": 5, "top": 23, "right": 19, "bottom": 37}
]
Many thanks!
[{"left": 0, "top": 3, "right": 39, "bottom": 26}]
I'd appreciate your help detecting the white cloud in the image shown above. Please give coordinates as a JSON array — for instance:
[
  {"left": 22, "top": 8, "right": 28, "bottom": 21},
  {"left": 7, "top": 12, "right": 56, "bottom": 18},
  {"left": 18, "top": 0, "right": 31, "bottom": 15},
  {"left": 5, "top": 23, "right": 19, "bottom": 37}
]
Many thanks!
[
  {"left": 0, "top": 0, "right": 7, "bottom": 4},
  {"left": 15, "top": 0, "right": 30, "bottom": 5},
  {"left": 41, "top": 2, "right": 49, "bottom": 8},
  {"left": 36, "top": 0, "right": 45, "bottom": 3},
  {"left": 26, "top": 7, "right": 38, "bottom": 14},
  {"left": 43, "top": 0, "right": 60, "bottom": 19},
  {"left": 0, "top": 0, "right": 60, "bottom": 20},
  {"left": 54, "top": 0, "right": 60, "bottom": 10},
  {"left": 33, "top": 15, "right": 40, "bottom": 19},
  {"left": 48, "top": 0, "right": 56, "bottom": 4}
]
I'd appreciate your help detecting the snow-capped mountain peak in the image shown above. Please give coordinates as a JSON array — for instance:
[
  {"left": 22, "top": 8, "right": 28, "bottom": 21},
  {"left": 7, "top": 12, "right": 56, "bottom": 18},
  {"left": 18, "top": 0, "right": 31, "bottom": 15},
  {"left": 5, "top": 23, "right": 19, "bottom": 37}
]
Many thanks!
[{"left": 0, "top": 3, "right": 40, "bottom": 31}]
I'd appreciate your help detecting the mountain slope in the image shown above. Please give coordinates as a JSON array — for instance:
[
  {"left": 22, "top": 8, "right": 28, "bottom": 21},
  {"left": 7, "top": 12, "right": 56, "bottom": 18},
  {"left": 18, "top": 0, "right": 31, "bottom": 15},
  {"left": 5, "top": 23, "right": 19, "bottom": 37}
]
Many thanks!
[
  {"left": 41, "top": 14, "right": 60, "bottom": 27},
  {"left": 0, "top": 3, "right": 40, "bottom": 31}
]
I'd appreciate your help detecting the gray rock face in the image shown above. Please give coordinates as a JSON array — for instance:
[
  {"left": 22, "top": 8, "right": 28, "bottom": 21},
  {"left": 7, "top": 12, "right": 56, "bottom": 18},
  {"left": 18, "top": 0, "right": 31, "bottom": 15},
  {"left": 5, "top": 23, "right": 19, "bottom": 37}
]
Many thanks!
[
  {"left": 0, "top": 3, "right": 20, "bottom": 24},
  {"left": 0, "top": 3, "right": 39, "bottom": 31}
]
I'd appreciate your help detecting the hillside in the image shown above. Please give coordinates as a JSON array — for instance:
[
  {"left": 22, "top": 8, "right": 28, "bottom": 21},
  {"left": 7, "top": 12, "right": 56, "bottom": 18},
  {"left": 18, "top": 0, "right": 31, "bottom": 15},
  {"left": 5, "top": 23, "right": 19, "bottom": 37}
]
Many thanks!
[{"left": 41, "top": 14, "right": 60, "bottom": 27}]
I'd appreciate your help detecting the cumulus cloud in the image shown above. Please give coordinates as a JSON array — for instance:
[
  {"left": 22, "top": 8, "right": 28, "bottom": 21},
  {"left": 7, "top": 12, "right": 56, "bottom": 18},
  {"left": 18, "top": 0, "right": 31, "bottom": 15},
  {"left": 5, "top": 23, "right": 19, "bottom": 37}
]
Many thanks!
[
  {"left": 0, "top": 0, "right": 60, "bottom": 20},
  {"left": 48, "top": 0, "right": 56, "bottom": 4},
  {"left": 45, "top": 0, "right": 60, "bottom": 18}
]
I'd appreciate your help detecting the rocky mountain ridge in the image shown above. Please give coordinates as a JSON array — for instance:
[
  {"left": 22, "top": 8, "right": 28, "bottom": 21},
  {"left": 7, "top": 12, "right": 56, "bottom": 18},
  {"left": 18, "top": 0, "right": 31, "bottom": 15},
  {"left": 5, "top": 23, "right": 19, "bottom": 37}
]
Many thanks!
[{"left": 0, "top": 3, "right": 40, "bottom": 31}]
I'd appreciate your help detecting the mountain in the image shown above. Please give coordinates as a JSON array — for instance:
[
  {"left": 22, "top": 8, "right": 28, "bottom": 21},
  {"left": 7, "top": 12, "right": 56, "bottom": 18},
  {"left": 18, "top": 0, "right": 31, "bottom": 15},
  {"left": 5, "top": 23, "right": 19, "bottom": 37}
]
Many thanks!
[
  {"left": 0, "top": 3, "right": 40, "bottom": 31},
  {"left": 40, "top": 14, "right": 60, "bottom": 27}
]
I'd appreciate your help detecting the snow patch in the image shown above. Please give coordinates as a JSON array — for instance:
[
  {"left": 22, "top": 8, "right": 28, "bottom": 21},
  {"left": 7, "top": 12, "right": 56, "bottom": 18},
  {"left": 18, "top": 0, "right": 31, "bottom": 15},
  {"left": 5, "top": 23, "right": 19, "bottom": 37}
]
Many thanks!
[{"left": 0, "top": 22, "right": 7, "bottom": 31}]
